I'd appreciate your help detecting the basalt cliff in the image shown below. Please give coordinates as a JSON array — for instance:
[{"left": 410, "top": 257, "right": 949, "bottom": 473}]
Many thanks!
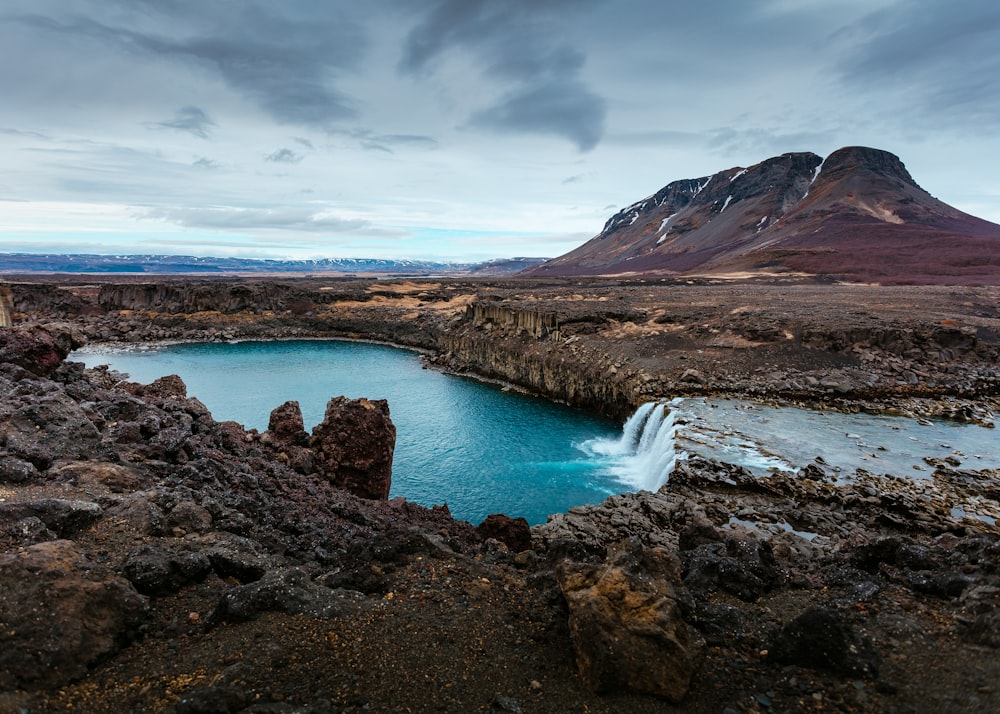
[
  {"left": 528, "top": 147, "right": 1000, "bottom": 284},
  {"left": 1, "top": 276, "right": 999, "bottom": 712}
]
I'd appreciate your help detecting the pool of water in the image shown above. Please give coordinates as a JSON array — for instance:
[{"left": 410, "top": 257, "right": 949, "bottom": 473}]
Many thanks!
[{"left": 73, "top": 340, "right": 623, "bottom": 525}]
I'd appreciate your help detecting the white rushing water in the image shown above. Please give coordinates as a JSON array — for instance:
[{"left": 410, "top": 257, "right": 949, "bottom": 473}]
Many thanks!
[
  {"left": 584, "top": 397, "right": 1000, "bottom": 496},
  {"left": 582, "top": 399, "right": 684, "bottom": 491}
]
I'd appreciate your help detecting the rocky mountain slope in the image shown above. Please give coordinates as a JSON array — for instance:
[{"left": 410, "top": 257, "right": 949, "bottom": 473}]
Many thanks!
[{"left": 529, "top": 147, "right": 1000, "bottom": 284}]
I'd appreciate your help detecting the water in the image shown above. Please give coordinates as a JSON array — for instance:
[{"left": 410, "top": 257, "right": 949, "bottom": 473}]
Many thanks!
[
  {"left": 72, "top": 341, "right": 1000, "bottom": 526},
  {"left": 73, "top": 340, "right": 626, "bottom": 525}
]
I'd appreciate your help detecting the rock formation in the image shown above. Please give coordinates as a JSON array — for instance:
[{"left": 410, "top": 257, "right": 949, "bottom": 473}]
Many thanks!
[
  {"left": 309, "top": 396, "right": 395, "bottom": 500},
  {"left": 557, "top": 541, "right": 705, "bottom": 702}
]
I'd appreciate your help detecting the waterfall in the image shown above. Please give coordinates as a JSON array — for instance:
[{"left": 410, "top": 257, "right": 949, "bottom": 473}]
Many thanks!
[{"left": 582, "top": 399, "right": 683, "bottom": 492}]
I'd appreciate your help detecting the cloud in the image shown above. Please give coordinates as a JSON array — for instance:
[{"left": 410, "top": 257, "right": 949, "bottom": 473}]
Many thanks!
[
  {"left": 152, "top": 106, "right": 215, "bottom": 138},
  {"left": 192, "top": 157, "right": 218, "bottom": 169},
  {"left": 835, "top": 0, "right": 1000, "bottom": 132},
  {"left": 146, "top": 206, "right": 373, "bottom": 233},
  {"left": 265, "top": 148, "right": 303, "bottom": 164},
  {"left": 351, "top": 131, "right": 439, "bottom": 153},
  {"left": 469, "top": 81, "right": 605, "bottom": 151},
  {"left": 11, "top": 3, "right": 368, "bottom": 130},
  {"left": 399, "top": 0, "right": 606, "bottom": 150}
]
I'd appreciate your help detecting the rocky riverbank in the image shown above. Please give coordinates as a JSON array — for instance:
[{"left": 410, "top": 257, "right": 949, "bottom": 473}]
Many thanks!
[{"left": 1, "top": 277, "right": 999, "bottom": 712}]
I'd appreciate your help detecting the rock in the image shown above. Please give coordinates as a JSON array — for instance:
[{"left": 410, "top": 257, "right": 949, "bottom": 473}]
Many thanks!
[
  {"left": 492, "top": 694, "right": 523, "bottom": 712},
  {"left": 0, "top": 323, "right": 82, "bottom": 376},
  {"left": 0, "top": 540, "right": 148, "bottom": 690},
  {"left": 556, "top": 541, "right": 704, "bottom": 702},
  {"left": 0, "top": 498, "right": 103, "bottom": 538},
  {"left": 48, "top": 460, "right": 150, "bottom": 493},
  {"left": 203, "top": 534, "right": 271, "bottom": 583},
  {"left": 683, "top": 534, "right": 784, "bottom": 601},
  {"left": 266, "top": 400, "right": 309, "bottom": 447},
  {"left": 166, "top": 499, "right": 214, "bottom": 534},
  {"left": 768, "top": 606, "right": 881, "bottom": 677},
  {"left": 210, "top": 568, "right": 370, "bottom": 624},
  {"left": 264, "top": 400, "right": 314, "bottom": 473},
  {"left": 679, "top": 368, "right": 706, "bottom": 385},
  {"left": 175, "top": 685, "right": 250, "bottom": 714},
  {"left": 0, "top": 455, "right": 40, "bottom": 483},
  {"left": 309, "top": 396, "right": 395, "bottom": 500},
  {"left": 476, "top": 513, "right": 532, "bottom": 552},
  {"left": 964, "top": 609, "right": 1000, "bottom": 648},
  {"left": 122, "top": 543, "right": 213, "bottom": 595}
]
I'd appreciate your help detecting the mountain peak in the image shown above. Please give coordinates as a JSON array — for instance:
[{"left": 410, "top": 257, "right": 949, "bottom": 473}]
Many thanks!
[{"left": 527, "top": 147, "right": 1000, "bottom": 284}]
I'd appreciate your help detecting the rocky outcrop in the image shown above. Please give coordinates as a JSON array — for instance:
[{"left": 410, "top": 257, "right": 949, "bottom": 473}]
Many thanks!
[
  {"left": 0, "top": 285, "right": 11, "bottom": 327},
  {"left": 466, "top": 302, "right": 560, "bottom": 339},
  {"left": 0, "top": 540, "right": 149, "bottom": 690},
  {"left": 557, "top": 541, "right": 705, "bottom": 701},
  {"left": 309, "top": 396, "right": 396, "bottom": 500},
  {"left": 0, "top": 322, "right": 83, "bottom": 376}
]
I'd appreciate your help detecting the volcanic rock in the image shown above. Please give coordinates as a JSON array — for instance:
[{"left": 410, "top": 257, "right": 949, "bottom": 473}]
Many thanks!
[
  {"left": 209, "top": 568, "right": 370, "bottom": 624},
  {"left": 309, "top": 396, "right": 395, "bottom": 500},
  {"left": 556, "top": 541, "right": 705, "bottom": 702},
  {"left": 476, "top": 513, "right": 532, "bottom": 552},
  {"left": 0, "top": 540, "right": 149, "bottom": 690},
  {"left": 0, "top": 323, "right": 83, "bottom": 376}
]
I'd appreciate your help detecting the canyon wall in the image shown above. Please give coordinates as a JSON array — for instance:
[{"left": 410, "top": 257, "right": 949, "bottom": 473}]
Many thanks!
[{"left": 0, "top": 286, "right": 11, "bottom": 327}]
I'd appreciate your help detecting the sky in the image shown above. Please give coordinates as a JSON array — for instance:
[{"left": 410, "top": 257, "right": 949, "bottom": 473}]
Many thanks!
[{"left": 1, "top": 0, "right": 999, "bottom": 262}]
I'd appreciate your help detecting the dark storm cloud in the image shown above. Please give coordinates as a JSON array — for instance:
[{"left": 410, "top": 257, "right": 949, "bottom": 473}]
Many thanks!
[
  {"left": 836, "top": 0, "right": 1000, "bottom": 131},
  {"left": 469, "top": 81, "right": 605, "bottom": 152},
  {"left": 11, "top": 2, "right": 367, "bottom": 129},
  {"left": 152, "top": 106, "right": 215, "bottom": 138},
  {"left": 399, "top": 0, "right": 605, "bottom": 150}
]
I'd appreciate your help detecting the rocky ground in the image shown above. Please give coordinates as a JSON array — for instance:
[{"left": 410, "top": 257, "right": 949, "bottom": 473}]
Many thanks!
[{"left": 1, "top": 277, "right": 999, "bottom": 713}]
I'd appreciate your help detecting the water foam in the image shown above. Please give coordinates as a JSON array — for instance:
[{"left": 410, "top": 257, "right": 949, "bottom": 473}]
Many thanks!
[{"left": 582, "top": 399, "right": 683, "bottom": 491}]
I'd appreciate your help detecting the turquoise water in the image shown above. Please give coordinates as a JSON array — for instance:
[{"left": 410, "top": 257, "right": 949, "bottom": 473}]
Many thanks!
[
  {"left": 73, "top": 340, "right": 1000, "bottom": 527},
  {"left": 74, "top": 340, "right": 623, "bottom": 525}
]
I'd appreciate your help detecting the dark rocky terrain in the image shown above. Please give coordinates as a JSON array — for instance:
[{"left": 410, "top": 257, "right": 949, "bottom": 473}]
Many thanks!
[
  {"left": 1, "top": 276, "right": 999, "bottom": 713},
  {"left": 528, "top": 147, "right": 1000, "bottom": 284}
]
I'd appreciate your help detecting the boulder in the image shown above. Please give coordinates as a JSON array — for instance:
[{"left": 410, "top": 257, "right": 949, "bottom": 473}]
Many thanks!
[
  {"left": 0, "top": 498, "right": 103, "bottom": 538},
  {"left": 556, "top": 541, "right": 704, "bottom": 702},
  {"left": 0, "top": 323, "right": 83, "bottom": 376},
  {"left": 0, "top": 540, "right": 148, "bottom": 690},
  {"left": 266, "top": 400, "right": 309, "bottom": 447},
  {"left": 122, "top": 543, "right": 214, "bottom": 595},
  {"left": 683, "top": 534, "right": 785, "bottom": 601},
  {"left": 210, "top": 568, "right": 370, "bottom": 624},
  {"left": 476, "top": 513, "right": 532, "bottom": 552},
  {"left": 309, "top": 396, "right": 395, "bottom": 499}
]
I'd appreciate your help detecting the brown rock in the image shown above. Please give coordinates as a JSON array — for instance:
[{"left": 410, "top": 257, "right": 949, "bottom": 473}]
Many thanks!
[
  {"left": 556, "top": 541, "right": 704, "bottom": 702},
  {"left": 0, "top": 540, "right": 149, "bottom": 690},
  {"left": 309, "top": 396, "right": 395, "bottom": 500},
  {"left": 267, "top": 400, "right": 309, "bottom": 447},
  {"left": 0, "top": 323, "right": 82, "bottom": 376},
  {"left": 476, "top": 513, "right": 532, "bottom": 552}
]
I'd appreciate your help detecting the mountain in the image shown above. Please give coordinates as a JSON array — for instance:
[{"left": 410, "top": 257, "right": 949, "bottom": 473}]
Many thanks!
[
  {"left": 0, "top": 254, "right": 544, "bottom": 276},
  {"left": 527, "top": 147, "right": 1000, "bottom": 284}
]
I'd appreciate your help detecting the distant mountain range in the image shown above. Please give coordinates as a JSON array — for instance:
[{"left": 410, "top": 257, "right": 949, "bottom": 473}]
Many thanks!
[
  {"left": 0, "top": 254, "right": 548, "bottom": 277},
  {"left": 526, "top": 146, "right": 1000, "bottom": 284}
]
